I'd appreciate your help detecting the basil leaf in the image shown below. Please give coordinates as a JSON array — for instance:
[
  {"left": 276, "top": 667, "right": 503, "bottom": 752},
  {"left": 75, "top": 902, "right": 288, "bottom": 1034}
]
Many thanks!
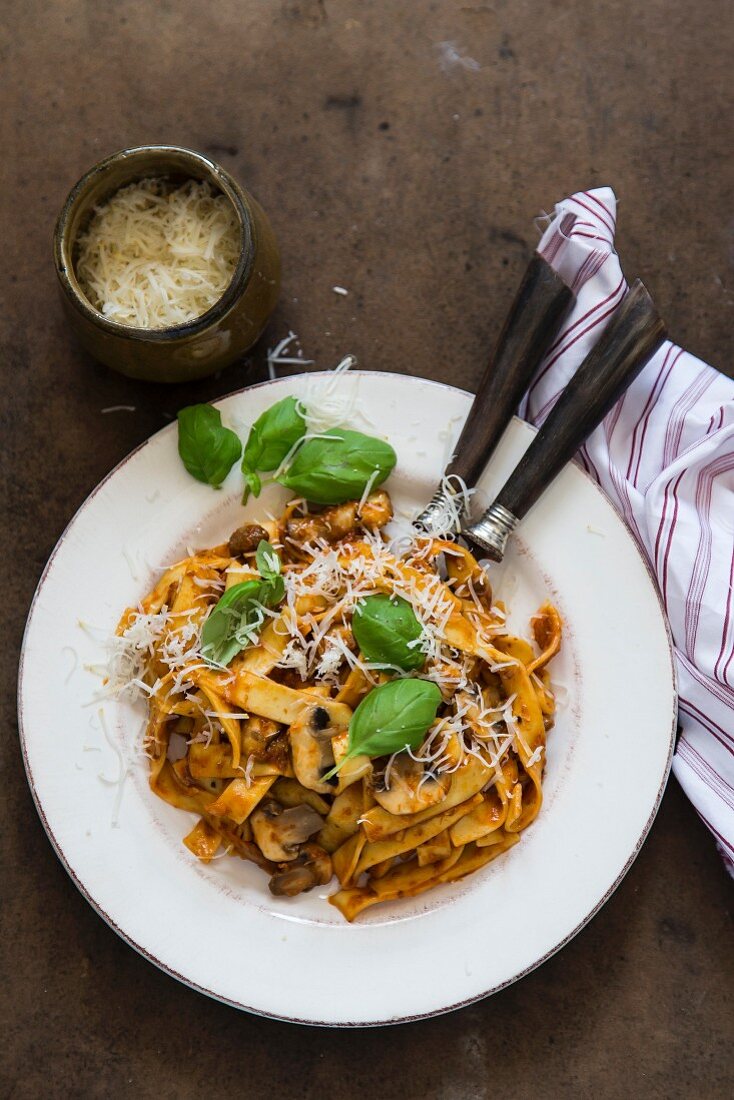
[
  {"left": 352, "top": 594, "right": 425, "bottom": 671},
  {"left": 277, "top": 428, "right": 396, "bottom": 505},
  {"left": 177, "top": 404, "right": 242, "bottom": 488},
  {"left": 324, "top": 678, "right": 442, "bottom": 779},
  {"left": 256, "top": 540, "right": 281, "bottom": 582},
  {"left": 201, "top": 574, "right": 284, "bottom": 667},
  {"left": 264, "top": 573, "right": 285, "bottom": 605},
  {"left": 241, "top": 397, "right": 306, "bottom": 501},
  {"left": 200, "top": 580, "right": 262, "bottom": 666}
]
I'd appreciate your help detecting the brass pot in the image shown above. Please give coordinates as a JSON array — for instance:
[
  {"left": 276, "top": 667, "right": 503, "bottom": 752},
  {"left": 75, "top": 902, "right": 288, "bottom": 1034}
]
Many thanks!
[{"left": 53, "top": 145, "right": 280, "bottom": 383}]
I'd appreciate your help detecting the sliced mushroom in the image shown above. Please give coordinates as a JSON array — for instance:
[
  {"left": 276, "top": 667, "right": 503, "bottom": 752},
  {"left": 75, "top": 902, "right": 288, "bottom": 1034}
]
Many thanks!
[
  {"left": 288, "top": 705, "right": 341, "bottom": 793},
  {"left": 268, "top": 842, "right": 333, "bottom": 897},
  {"left": 309, "top": 703, "right": 334, "bottom": 739},
  {"left": 286, "top": 490, "right": 393, "bottom": 545},
  {"left": 250, "top": 800, "right": 324, "bottom": 862},
  {"left": 371, "top": 754, "right": 451, "bottom": 815},
  {"left": 228, "top": 523, "right": 269, "bottom": 557},
  {"left": 330, "top": 730, "right": 372, "bottom": 791},
  {"left": 271, "top": 777, "right": 331, "bottom": 816},
  {"left": 241, "top": 714, "right": 282, "bottom": 757}
]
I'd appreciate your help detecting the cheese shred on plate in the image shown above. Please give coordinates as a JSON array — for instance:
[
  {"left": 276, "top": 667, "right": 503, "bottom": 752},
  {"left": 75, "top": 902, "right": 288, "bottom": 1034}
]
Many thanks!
[{"left": 75, "top": 177, "right": 240, "bottom": 329}]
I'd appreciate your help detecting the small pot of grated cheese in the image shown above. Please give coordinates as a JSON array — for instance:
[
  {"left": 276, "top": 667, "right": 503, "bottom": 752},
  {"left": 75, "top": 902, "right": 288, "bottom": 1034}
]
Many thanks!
[{"left": 53, "top": 145, "right": 280, "bottom": 383}]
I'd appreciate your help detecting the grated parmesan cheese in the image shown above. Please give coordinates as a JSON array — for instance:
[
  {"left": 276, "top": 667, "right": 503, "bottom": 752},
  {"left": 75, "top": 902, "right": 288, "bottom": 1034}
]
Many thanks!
[
  {"left": 105, "top": 493, "right": 555, "bottom": 789},
  {"left": 75, "top": 177, "right": 240, "bottom": 329}
]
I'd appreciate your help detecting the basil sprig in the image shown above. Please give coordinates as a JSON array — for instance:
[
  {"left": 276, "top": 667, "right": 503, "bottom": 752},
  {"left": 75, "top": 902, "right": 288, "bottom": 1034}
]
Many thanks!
[
  {"left": 177, "top": 396, "right": 397, "bottom": 507},
  {"left": 201, "top": 540, "right": 284, "bottom": 666},
  {"left": 177, "top": 405, "right": 242, "bottom": 488},
  {"left": 323, "top": 678, "right": 442, "bottom": 780},
  {"left": 352, "top": 594, "right": 425, "bottom": 671},
  {"left": 277, "top": 428, "right": 396, "bottom": 505},
  {"left": 241, "top": 396, "right": 306, "bottom": 501}
]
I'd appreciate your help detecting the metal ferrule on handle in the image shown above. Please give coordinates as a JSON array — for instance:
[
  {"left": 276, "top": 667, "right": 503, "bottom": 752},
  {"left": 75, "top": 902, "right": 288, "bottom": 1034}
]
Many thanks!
[
  {"left": 463, "top": 502, "right": 519, "bottom": 560},
  {"left": 416, "top": 486, "right": 463, "bottom": 533},
  {"left": 463, "top": 280, "right": 667, "bottom": 561}
]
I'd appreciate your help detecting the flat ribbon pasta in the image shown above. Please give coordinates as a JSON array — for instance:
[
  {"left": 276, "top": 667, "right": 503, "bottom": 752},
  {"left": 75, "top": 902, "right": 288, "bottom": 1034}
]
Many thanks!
[{"left": 113, "top": 490, "right": 561, "bottom": 919}]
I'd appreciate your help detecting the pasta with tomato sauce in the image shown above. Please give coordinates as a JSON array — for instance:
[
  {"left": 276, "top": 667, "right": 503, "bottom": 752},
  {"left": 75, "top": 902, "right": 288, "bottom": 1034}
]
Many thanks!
[{"left": 110, "top": 489, "right": 561, "bottom": 920}]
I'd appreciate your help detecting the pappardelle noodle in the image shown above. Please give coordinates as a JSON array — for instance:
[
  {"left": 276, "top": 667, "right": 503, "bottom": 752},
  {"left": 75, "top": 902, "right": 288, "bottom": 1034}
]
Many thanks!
[{"left": 112, "top": 491, "right": 561, "bottom": 921}]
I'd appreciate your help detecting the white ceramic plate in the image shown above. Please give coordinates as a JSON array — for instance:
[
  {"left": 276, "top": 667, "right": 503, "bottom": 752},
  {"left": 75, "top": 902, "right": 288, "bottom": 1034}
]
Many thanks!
[{"left": 18, "top": 372, "right": 676, "bottom": 1025}]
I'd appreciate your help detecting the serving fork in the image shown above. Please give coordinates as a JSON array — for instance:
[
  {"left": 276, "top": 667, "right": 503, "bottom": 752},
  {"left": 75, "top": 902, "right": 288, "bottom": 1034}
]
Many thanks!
[{"left": 417, "top": 256, "right": 666, "bottom": 562}]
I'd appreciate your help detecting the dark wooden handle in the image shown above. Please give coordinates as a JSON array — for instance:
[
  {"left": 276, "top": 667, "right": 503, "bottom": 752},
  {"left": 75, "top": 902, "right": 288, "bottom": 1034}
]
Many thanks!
[
  {"left": 446, "top": 254, "right": 573, "bottom": 487},
  {"left": 493, "top": 280, "right": 666, "bottom": 519}
]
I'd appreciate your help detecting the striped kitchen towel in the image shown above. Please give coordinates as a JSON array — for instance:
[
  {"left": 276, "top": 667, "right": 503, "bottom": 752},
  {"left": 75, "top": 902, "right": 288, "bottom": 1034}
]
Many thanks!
[{"left": 519, "top": 188, "right": 734, "bottom": 874}]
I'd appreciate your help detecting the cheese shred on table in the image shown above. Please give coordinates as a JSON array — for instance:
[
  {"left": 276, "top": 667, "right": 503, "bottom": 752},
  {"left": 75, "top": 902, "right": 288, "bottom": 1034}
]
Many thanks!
[{"left": 75, "top": 178, "right": 240, "bottom": 328}]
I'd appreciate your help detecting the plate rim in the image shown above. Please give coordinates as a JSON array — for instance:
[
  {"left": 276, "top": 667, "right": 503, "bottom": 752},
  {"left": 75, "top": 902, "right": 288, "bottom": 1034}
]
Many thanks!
[{"left": 17, "top": 370, "right": 678, "bottom": 1026}]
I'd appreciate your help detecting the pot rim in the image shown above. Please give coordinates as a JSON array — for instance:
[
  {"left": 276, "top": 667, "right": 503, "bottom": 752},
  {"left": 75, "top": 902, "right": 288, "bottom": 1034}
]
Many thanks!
[{"left": 53, "top": 144, "right": 254, "bottom": 343}]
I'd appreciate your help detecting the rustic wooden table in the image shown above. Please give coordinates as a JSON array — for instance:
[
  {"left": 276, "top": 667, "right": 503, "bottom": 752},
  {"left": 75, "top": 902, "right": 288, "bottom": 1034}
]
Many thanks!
[{"left": 2, "top": 2, "right": 732, "bottom": 1096}]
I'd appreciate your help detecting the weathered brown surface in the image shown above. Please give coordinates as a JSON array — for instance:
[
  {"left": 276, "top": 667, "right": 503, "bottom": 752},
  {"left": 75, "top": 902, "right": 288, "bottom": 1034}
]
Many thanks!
[{"left": 1, "top": 1, "right": 732, "bottom": 1097}]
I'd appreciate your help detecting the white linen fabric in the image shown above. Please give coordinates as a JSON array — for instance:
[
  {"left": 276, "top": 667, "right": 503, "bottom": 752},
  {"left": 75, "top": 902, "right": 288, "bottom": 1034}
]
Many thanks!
[{"left": 519, "top": 188, "right": 734, "bottom": 874}]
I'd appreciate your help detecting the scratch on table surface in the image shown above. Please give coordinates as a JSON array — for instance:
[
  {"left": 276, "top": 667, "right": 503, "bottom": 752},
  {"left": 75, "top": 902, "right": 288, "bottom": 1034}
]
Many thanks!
[{"left": 435, "top": 40, "right": 481, "bottom": 73}]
